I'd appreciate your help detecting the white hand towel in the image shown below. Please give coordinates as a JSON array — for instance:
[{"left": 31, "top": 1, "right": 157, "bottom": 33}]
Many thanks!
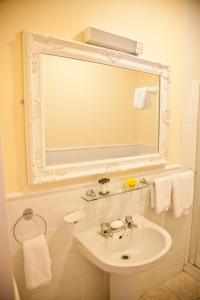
[
  {"left": 23, "top": 234, "right": 52, "bottom": 290},
  {"left": 172, "top": 170, "right": 194, "bottom": 218},
  {"left": 150, "top": 176, "right": 172, "bottom": 214},
  {"left": 133, "top": 87, "right": 150, "bottom": 109}
]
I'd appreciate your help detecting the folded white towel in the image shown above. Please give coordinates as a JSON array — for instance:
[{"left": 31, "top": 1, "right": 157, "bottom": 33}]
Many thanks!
[
  {"left": 150, "top": 176, "right": 172, "bottom": 214},
  {"left": 172, "top": 170, "right": 194, "bottom": 218},
  {"left": 134, "top": 87, "right": 150, "bottom": 109},
  {"left": 23, "top": 234, "right": 52, "bottom": 290}
]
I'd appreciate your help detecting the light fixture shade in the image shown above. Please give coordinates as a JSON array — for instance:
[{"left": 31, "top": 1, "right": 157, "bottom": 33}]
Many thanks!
[{"left": 84, "top": 27, "right": 143, "bottom": 56}]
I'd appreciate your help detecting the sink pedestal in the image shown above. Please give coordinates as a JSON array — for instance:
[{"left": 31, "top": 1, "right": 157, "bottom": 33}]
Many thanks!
[
  {"left": 75, "top": 215, "right": 172, "bottom": 300},
  {"left": 110, "top": 273, "right": 140, "bottom": 300}
]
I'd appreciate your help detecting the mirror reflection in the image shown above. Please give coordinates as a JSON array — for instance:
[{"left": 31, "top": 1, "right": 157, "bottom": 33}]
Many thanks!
[{"left": 41, "top": 54, "right": 160, "bottom": 166}]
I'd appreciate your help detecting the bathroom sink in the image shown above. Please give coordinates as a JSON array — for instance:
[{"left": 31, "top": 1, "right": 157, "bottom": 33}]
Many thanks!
[
  {"left": 75, "top": 215, "right": 172, "bottom": 274},
  {"left": 75, "top": 215, "right": 172, "bottom": 300}
]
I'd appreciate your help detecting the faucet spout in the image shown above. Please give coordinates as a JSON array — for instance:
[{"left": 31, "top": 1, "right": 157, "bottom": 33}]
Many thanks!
[{"left": 100, "top": 222, "right": 113, "bottom": 237}]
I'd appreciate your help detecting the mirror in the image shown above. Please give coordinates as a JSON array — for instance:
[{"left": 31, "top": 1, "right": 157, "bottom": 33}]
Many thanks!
[
  {"left": 23, "top": 32, "right": 170, "bottom": 184},
  {"left": 42, "top": 54, "right": 160, "bottom": 166}
]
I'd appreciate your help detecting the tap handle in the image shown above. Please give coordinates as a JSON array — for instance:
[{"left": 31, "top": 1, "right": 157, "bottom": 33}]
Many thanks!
[
  {"left": 101, "top": 222, "right": 110, "bottom": 233},
  {"left": 125, "top": 215, "right": 133, "bottom": 225},
  {"left": 125, "top": 215, "right": 138, "bottom": 228}
]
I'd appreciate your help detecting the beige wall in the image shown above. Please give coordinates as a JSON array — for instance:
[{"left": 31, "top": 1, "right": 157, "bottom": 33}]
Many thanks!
[
  {"left": 0, "top": 0, "right": 184, "bottom": 193},
  {"left": 43, "top": 54, "right": 159, "bottom": 149}
]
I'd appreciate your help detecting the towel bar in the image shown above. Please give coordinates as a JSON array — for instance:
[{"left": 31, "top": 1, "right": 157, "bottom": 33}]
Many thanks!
[
  {"left": 140, "top": 168, "right": 195, "bottom": 186},
  {"left": 13, "top": 208, "right": 47, "bottom": 245}
]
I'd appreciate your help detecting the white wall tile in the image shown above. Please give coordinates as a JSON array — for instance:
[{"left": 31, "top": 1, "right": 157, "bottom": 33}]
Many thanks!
[
  {"left": 83, "top": 288, "right": 107, "bottom": 300},
  {"left": 46, "top": 191, "right": 84, "bottom": 230},
  {"left": 139, "top": 247, "right": 186, "bottom": 295},
  {"left": 51, "top": 251, "right": 92, "bottom": 286},
  {"left": 81, "top": 266, "right": 105, "bottom": 295},
  {"left": 56, "top": 276, "right": 84, "bottom": 300},
  {"left": 7, "top": 180, "right": 191, "bottom": 300}
]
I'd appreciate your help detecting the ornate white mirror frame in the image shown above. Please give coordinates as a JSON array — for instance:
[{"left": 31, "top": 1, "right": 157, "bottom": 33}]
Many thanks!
[{"left": 23, "top": 31, "right": 170, "bottom": 185}]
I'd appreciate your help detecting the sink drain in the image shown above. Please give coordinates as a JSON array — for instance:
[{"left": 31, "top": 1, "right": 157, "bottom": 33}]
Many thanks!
[{"left": 121, "top": 254, "right": 130, "bottom": 260}]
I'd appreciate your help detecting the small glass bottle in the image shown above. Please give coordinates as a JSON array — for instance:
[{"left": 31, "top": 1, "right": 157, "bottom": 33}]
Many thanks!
[{"left": 99, "top": 178, "right": 110, "bottom": 195}]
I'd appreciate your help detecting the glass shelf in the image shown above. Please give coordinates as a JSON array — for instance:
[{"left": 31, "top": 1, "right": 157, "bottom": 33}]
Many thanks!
[{"left": 81, "top": 182, "right": 149, "bottom": 202}]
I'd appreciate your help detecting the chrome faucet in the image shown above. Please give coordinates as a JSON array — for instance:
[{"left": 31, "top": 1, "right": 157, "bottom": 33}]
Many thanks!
[
  {"left": 100, "top": 222, "right": 113, "bottom": 237},
  {"left": 100, "top": 216, "right": 138, "bottom": 238},
  {"left": 125, "top": 215, "right": 138, "bottom": 228}
]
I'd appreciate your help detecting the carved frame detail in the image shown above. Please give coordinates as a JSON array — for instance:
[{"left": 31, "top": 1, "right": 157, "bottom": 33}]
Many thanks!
[{"left": 23, "top": 31, "right": 171, "bottom": 184}]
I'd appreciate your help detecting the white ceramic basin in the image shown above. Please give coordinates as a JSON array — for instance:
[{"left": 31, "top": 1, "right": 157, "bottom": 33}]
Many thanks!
[{"left": 75, "top": 215, "right": 172, "bottom": 274}]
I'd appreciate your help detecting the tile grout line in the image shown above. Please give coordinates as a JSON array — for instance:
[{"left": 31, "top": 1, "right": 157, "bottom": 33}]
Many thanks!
[
  {"left": 166, "top": 283, "right": 200, "bottom": 299},
  {"left": 163, "top": 284, "right": 182, "bottom": 299},
  {"left": 140, "top": 272, "right": 200, "bottom": 299}
]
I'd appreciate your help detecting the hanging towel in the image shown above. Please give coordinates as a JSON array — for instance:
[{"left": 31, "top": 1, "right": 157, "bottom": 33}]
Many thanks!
[
  {"left": 133, "top": 87, "right": 150, "bottom": 109},
  {"left": 172, "top": 170, "right": 194, "bottom": 218},
  {"left": 23, "top": 234, "right": 52, "bottom": 290},
  {"left": 150, "top": 176, "right": 172, "bottom": 214}
]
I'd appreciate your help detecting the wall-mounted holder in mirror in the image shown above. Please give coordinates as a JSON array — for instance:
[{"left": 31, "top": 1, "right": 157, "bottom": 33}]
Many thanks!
[{"left": 23, "top": 31, "right": 170, "bottom": 185}]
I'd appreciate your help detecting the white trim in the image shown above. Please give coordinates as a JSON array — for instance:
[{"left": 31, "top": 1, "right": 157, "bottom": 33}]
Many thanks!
[
  {"left": 6, "top": 164, "right": 181, "bottom": 201},
  {"left": 23, "top": 31, "right": 171, "bottom": 185},
  {"left": 164, "top": 164, "right": 181, "bottom": 170}
]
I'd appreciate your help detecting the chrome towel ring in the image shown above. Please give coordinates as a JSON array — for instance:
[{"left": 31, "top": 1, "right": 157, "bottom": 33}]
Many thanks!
[{"left": 13, "top": 208, "right": 47, "bottom": 245}]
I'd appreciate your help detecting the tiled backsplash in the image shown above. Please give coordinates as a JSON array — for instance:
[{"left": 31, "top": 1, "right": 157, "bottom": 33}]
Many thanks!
[{"left": 6, "top": 179, "right": 192, "bottom": 300}]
